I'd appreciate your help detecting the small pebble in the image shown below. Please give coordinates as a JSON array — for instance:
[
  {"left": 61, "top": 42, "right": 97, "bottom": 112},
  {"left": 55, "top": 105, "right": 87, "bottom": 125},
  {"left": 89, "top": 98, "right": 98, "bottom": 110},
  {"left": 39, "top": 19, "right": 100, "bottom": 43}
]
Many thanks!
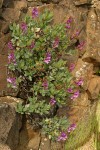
[
  {"left": 44, "top": 138, "right": 47, "bottom": 141},
  {"left": 41, "top": 142, "right": 44, "bottom": 145}
]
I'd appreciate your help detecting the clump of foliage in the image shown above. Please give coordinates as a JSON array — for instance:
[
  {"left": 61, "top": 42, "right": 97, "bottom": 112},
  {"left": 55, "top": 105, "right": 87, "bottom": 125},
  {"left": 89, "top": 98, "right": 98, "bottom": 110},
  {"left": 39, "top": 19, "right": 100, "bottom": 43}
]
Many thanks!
[{"left": 7, "top": 8, "right": 79, "bottom": 141}]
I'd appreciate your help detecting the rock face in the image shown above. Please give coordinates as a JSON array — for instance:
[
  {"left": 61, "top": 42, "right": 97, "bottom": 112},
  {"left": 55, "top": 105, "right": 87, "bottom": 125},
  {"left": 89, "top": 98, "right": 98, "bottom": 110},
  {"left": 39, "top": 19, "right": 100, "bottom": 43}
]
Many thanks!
[
  {"left": 2, "top": 8, "right": 21, "bottom": 22},
  {"left": 88, "top": 76, "right": 100, "bottom": 99},
  {"left": 14, "top": 0, "right": 27, "bottom": 11},
  {"left": 0, "top": 96, "right": 22, "bottom": 150},
  {"left": 83, "top": 7, "right": 100, "bottom": 63},
  {"left": 72, "top": 59, "right": 93, "bottom": 90},
  {"left": 0, "top": 144, "right": 11, "bottom": 150},
  {"left": 74, "top": 0, "right": 92, "bottom": 5},
  {"left": 0, "top": 0, "right": 3, "bottom": 8},
  {"left": 0, "top": 0, "right": 99, "bottom": 150}
]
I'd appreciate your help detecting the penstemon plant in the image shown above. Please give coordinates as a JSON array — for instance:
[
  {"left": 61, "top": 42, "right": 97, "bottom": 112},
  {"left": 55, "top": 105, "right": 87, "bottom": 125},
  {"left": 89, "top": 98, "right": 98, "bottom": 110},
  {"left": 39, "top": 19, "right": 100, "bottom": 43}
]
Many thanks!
[{"left": 7, "top": 8, "right": 79, "bottom": 141}]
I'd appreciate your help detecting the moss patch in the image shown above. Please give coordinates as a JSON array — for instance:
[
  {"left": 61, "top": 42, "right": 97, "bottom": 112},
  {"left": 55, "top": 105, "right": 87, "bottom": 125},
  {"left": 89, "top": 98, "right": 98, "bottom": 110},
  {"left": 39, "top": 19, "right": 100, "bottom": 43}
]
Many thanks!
[{"left": 65, "top": 102, "right": 97, "bottom": 150}]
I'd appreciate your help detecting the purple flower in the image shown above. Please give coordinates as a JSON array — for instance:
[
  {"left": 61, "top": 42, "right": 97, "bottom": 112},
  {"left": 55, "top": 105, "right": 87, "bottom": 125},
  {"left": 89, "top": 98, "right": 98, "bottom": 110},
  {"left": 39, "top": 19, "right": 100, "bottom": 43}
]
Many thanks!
[
  {"left": 67, "top": 124, "right": 76, "bottom": 133},
  {"left": 7, "top": 77, "right": 16, "bottom": 88},
  {"left": 8, "top": 41, "right": 14, "bottom": 50},
  {"left": 8, "top": 52, "right": 16, "bottom": 64},
  {"left": 66, "top": 17, "right": 73, "bottom": 24},
  {"left": 66, "top": 24, "right": 71, "bottom": 29},
  {"left": 21, "top": 22, "right": 28, "bottom": 33},
  {"left": 30, "top": 41, "right": 35, "bottom": 49},
  {"left": 53, "top": 37, "right": 59, "bottom": 49},
  {"left": 75, "top": 30, "right": 80, "bottom": 36},
  {"left": 50, "top": 98, "right": 56, "bottom": 105},
  {"left": 67, "top": 88, "right": 73, "bottom": 93},
  {"left": 57, "top": 132, "right": 68, "bottom": 141},
  {"left": 71, "top": 90, "right": 80, "bottom": 100},
  {"left": 75, "top": 78, "right": 83, "bottom": 86},
  {"left": 66, "top": 17, "right": 73, "bottom": 29},
  {"left": 69, "top": 63, "right": 75, "bottom": 72},
  {"left": 42, "top": 80, "right": 48, "bottom": 90},
  {"left": 32, "top": 7, "right": 38, "bottom": 18},
  {"left": 44, "top": 52, "right": 51, "bottom": 64},
  {"left": 70, "top": 30, "right": 80, "bottom": 40},
  {"left": 77, "top": 41, "right": 85, "bottom": 50}
]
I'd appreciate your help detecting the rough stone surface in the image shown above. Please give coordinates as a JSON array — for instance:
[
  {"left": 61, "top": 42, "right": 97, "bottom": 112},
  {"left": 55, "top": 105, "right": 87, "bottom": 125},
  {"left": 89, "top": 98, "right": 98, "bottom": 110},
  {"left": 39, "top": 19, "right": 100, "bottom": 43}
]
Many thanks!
[
  {"left": 0, "top": 0, "right": 3, "bottom": 8},
  {"left": 57, "top": 92, "right": 91, "bottom": 123},
  {"left": 39, "top": 135, "right": 51, "bottom": 150},
  {"left": 17, "top": 122, "right": 40, "bottom": 150},
  {"left": 88, "top": 76, "right": 100, "bottom": 99},
  {"left": 0, "top": 34, "right": 11, "bottom": 54},
  {"left": 0, "top": 96, "right": 22, "bottom": 150},
  {"left": 83, "top": 8, "right": 100, "bottom": 63},
  {"left": 73, "top": 92, "right": 91, "bottom": 106},
  {"left": 0, "top": 144, "right": 11, "bottom": 150},
  {"left": 1, "top": 22, "right": 10, "bottom": 34},
  {"left": 14, "top": 0, "right": 27, "bottom": 11},
  {"left": 27, "top": 132, "right": 40, "bottom": 150},
  {"left": 72, "top": 59, "right": 93, "bottom": 90},
  {"left": 2, "top": 8, "right": 21, "bottom": 22},
  {"left": 74, "top": 0, "right": 92, "bottom": 5}
]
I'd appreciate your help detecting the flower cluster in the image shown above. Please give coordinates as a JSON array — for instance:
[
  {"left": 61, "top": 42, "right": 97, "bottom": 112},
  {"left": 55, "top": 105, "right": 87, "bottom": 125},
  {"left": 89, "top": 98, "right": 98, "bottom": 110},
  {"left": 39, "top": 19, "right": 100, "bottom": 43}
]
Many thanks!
[
  {"left": 44, "top": 52, "right": 51, "bottom": 64},
  {"left": 8, "top": 41, "right": 14, "bottom": 50},
  {"left": 8, "top": 52, "right": 16, "bottom": 64},
  {"left": 67, "top": 77, "right": 83, "bottom": 100},
  {"left": 57, "top": 124, "right": 76, "bottom": 141},
  {"left": 75, "top": 78, "right": 83, "bottom": 86},
  {"left": 7, "top": 77, "right": 16, "bottom": 88},
  {"left": 77, "top": 41, "right": 85, "bottom": 50},
  {"left": 70, "top": 30, "right": 80, "bottom": 40},
  {"left": 21, "top": 22, "right": 28, "bottom": 33},
  {"left": 32, "top": 7, "right": 38, "bottom": 18},
  {"left": 57, "top": 132, "right": 68, "bottom": 141},
  {"left": 52, "top": 37, "right": 59, "bottom": 48},
  {"left": 67, "top": 124, "right": 76, "bottom": 133},
  {"left": 66, "top": 17, "right": 73, "bottom": 29},
  {"left": 50, "top": 98, "right": 56, "bottom": 105},
  {"left": 70, "top": 90, "right": 80, "bottom": 100}
]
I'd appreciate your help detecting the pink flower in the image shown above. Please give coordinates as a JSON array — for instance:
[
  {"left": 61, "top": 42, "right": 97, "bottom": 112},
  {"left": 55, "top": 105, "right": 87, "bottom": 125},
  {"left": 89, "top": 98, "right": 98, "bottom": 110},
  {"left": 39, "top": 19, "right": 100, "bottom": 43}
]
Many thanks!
[
  {"left": 52, "top": 37, "right": 59, "bottom": 48},
  {"left": 66, "top": 17, "right": 73, "bottom": 29},
  {"left": 77, "top": 41, "right": 85, "bottom": 50},
  {"left": 69, "top": 63, "right": 75, "bottom": 72},
  {"left": 66, "top": 17, "right": 73, "bottom": 24},
  {"left": 71, "top": 90, "right": 79, "bottom": 100},
  {"left": 21, "top": 22, "right": 28, "bottom": 33},
  {"left": 8, "top": 41, "right": 14, "bottom": 50},
  {"left": 75, "top": 30, "right": 80, "bottom": 36},
  {"left": 32, "top": 7, "right": 38, "bottom": 18},
  {"left": 7, "top": 77, "right": 16, "bottom": 88},
  {"left": 44, "top": 52, "right": 51, "bottom": 64},
  {"left": 70, "top": 30, "right": 80, "bottom": 40},
  {"left": 30, "top": 41, "right": 35, "bottom": 49},
  {"left": 67, "top": 124, "right": 76, "bottom": 133},
  {"left": 42, "top": 80, "right": 48, "bottom": 90},
  {"left": 75, "top": 78, "right": 83, "bottom": 86},
  {"left": 8, "top": 52, "right": 16, "bottom": 64},
  {"left": 57, "top": 132, "right": 68, "bottom": 141},
  {"left": 50, "top": 98, "right": 56, "bottom": 105},
  {"left": 67, "top": 88, "right": 73, "bottom": 93},
  {"left": 66, "top": 24, "right": 71, "bottom": 29}
]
